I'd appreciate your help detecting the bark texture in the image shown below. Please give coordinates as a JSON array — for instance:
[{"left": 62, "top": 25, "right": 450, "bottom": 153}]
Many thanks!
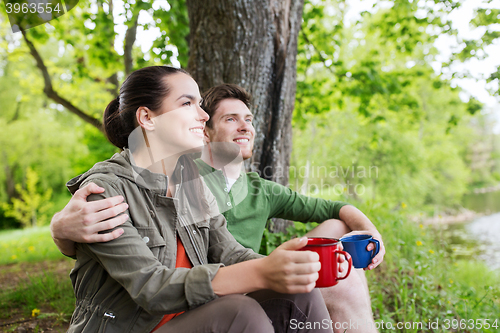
[{"left": 186, "top": 0, "right": 304, "bottom": 232}]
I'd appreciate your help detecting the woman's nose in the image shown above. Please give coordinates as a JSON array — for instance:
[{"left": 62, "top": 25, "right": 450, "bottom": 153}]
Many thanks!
[{"left": 197, "top": 105, "right": 209, "bottom": 122}]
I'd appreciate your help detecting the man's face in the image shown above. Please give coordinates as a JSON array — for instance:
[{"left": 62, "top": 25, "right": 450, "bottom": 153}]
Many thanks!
[{"left": 204, "top": 98, "right": 255, "bottom": 160}]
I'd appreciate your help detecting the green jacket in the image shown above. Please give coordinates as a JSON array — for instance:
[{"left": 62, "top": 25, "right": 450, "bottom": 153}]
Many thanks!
[{"left": 66, "top": 150, "right": 262, "bottom": 333}]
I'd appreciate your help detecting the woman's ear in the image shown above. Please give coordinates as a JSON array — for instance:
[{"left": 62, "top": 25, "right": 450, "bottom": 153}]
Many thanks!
[{"left": 136, "top": 107, "right": 155, "bottom": 131}]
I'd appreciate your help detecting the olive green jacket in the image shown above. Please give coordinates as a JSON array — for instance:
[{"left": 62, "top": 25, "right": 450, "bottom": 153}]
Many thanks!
[{"left": 66, "top": 150, "right": 262, "bottom": 333}]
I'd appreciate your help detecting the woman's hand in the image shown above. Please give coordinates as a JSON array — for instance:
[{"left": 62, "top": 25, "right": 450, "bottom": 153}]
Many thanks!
[
  {"left": 50, "top": 182, "right": 129, "bottom": 256},
  {"left": 259, "top": 237, "right": 321, "bottom": 294},
  {"left": 211, "top": 237, "right": 321, "bottom": 296}
]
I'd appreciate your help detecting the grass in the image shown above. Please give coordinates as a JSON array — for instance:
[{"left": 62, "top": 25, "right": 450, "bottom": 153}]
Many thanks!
[
  {"left": 0, "top": 269, "right": 74, "bottom": 320},
  {"left": 0, "top": 226, "right": 65, "bottom": 265},
  {"left": 356, "top": 204, "right": 500, "bottom": 332},
  {"left": 0, "top": 226, "right": 74, "bottom": 330},
  {"left": 1, "top": 205, "right": 499, "bottom": 332}
]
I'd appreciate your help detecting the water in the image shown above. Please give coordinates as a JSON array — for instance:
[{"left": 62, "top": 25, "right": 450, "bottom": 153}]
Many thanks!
[
  {"left": 462, "top": 190, "right": 500, "bottom": 214},
  {"left": 441, "top": 190, "right": 500, "bottom": 270},
  {"left": 466, "top": 213, "right": 500, "bottom": 270}
]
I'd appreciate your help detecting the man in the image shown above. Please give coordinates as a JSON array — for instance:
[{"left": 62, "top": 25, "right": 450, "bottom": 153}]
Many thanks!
[{"left": 51, "top": 84, "right": 385, "bottom": 333}]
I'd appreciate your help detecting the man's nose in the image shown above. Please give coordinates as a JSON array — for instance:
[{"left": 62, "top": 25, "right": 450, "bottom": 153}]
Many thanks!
[{"left": 239, "top": 120, "right": 251, "bottom": 131}]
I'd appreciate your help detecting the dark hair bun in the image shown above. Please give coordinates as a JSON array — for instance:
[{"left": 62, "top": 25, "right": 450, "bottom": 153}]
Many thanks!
[{"left": 103, "top": 98, "right": 128, "bottom": 149}]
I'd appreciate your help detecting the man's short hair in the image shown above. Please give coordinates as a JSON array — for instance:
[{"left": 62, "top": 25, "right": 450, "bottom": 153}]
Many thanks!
[{"left": 201, "top": 84, "right": 252, "bottom": 128}]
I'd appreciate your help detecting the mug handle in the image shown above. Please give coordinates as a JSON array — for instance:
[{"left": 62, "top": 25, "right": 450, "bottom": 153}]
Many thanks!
[
  {"left": 335, "top": 250, "right": 352, "bottom": 281},
  {"left": 369, "top": 239, "right": 380, "bottom": 259}
]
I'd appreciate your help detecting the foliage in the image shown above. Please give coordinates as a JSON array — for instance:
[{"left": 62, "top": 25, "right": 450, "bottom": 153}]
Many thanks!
[
  {"left": 259, "top": 221, "right": 319, "bottom": 255},
  {"left": 2, "top": 167, "right": 53, "bottom": 228},
  {"left": 291, "top": 0, "right": 500, "bottom": 213}
]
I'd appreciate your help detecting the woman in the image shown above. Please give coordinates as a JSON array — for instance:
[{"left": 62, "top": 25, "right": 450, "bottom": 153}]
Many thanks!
[{"left": 66, "top": 66, "right": 331, "bottom": 333}]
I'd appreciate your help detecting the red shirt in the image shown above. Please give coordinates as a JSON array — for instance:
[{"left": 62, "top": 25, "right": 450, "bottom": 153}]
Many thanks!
[{"left": 151, "top": 236, "right": 192, "bottom": 332}]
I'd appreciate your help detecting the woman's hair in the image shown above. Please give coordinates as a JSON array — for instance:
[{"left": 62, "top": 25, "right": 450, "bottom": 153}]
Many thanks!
[
  {"left": 103, "top": 66, "right": 208, "bottom": 216},
  {"left": 104, "top": 66, "right": 189, "bottom": 149}
]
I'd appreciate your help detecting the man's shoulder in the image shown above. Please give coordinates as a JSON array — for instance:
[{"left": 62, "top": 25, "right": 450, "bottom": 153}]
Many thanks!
[
  {"left": 244, "top": 171, "right": 261, "bottom": 180},
  {"left": 244, "top": 172, "right": 290, "bottom": 193}
]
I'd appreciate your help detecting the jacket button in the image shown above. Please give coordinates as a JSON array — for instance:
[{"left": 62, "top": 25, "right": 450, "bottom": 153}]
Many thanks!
[
  {"left": 182, "top": 209, "right": 188, "bottom": 215},
  {"left": 226, "top": 202, "right": 232, "bottom": 207},
  {"left": 224, "top": 187, "right": 229, "bottom": 192},
  {"left": 143, "top": 237, "right": 150, "bottom": 243},
  {"left": 149, "top": 210, "right": 155, "bottom": 218},
  {"left": 104, "top": 312, "right": 115, "bottom": 319},
  {"left": 192, "top": 230, "right": 197, "bottom": 234}
]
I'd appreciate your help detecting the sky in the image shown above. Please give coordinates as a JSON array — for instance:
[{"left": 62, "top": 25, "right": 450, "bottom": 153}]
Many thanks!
[{"left": 112, "top": 0, "right": 500, "bottom": 133}]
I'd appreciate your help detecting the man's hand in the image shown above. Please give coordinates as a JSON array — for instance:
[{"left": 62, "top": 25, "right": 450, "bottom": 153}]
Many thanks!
[
  {"left": 259, "top": 237, "right": 321, "bottom": 294},
  {"left": 50, "top": 183, "right": 128, "bottom": 256},
  {"left": 338, "top": 205, "right": 386, "bottom": 270},
  {"left": 341, "top": 230, "right": 385, "bottom": 271}
]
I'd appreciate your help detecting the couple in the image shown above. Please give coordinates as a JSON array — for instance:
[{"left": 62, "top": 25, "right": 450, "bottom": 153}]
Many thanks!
[{"left": 51, "top": 66, "right": 385, "bottom": 333}]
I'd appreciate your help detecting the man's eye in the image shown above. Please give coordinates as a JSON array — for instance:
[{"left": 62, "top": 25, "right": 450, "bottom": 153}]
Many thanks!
[
  {"left": 227, "top": 118, "right": 235, "bottom": 121},
  {"left": 246, "top": 118, "right": 253, "bottom": 123}
]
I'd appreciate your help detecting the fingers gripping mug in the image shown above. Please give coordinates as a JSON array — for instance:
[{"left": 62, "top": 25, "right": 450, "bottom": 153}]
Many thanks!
[
  {"left": 300, "top": 238, "right": 352, "bottom": 288},
  {"left": 340, "top": 234, "right": 380, "bottom": 269}
]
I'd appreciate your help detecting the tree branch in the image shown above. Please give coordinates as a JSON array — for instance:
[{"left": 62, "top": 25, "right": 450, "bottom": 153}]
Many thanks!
[
  {"left": 20, "top": 29, "right": 104, "bottom": 132},
  {"left": 124, "top": 13, "right": 140, "bottom": 75},
  {"left": 8, "top": 100, "right": 21, "bottom": 123},
  {"left": 300, "top": 30, "right": 335, "bottom": 75}
]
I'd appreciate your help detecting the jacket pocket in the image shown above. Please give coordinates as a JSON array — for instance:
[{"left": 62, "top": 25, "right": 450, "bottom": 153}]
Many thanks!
[
  {"left": 136, "top": 227, "right": 166, "bottom": 259},
  {"left": 193, "top": 219, "right": 210, "bottom": 252}
]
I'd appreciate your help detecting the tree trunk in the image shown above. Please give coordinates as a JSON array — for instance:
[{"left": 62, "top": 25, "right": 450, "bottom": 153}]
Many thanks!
[{"left": 186, "top": 0, "right": 304, "bottom": 233}]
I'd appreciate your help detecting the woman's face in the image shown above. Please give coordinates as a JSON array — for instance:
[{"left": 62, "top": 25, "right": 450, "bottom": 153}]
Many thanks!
[{"left": 148, "top": 73, "right": 209, "bottom": 159}]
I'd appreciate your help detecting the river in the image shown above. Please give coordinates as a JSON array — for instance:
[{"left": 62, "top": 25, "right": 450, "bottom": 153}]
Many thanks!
[
  {"left": 465, "top": 212, "right": 500, "bottom": 270},
  {"left": 443, "top": 190, "right": 500, "bottom": 270}
]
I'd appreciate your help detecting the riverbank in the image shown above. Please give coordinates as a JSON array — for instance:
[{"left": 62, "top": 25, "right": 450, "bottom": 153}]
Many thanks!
[
  {"left": 409, "top": 187, "right": 500, "bottom": 225},
  {"left": 473, "top": 182, "right": 500, "bottom": 194},
  {"left": 262, "top": 201, "right": 500, "bottom": 331},
  {"left": 410, "top": 207, "right": 484, "bottom": 225}
]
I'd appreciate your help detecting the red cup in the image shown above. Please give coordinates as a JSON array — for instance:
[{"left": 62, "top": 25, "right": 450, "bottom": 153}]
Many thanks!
[{"left": 300, "top": 237, "right": 352, "bottom": 287}]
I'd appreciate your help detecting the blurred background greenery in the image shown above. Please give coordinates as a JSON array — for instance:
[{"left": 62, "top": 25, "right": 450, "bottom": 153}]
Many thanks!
[{"left": 1, "top": 0, "right": 499, "bottom": 330}]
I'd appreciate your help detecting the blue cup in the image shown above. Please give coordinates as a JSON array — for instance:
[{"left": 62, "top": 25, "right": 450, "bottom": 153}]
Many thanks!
[{"left": 340, "top": 234, "right": 380, "bottom": 269}]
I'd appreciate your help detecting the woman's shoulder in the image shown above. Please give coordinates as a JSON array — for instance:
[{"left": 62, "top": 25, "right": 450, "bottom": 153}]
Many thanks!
[
  {"left": 65, "top": 172, "right": 123, "bottom": 198},
  {"left": 67, "top": 151, "right": 135, "bottom": 195}
]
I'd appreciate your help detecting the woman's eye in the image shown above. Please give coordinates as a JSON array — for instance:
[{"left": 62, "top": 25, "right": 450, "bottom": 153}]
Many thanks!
[{"left": 183, "top": 101, "right": 191, "bottom": 106}]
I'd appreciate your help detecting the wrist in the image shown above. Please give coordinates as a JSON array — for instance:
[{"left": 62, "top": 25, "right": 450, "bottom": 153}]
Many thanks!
[{"left": 253, "top": 257, "right": 270, "bottom": 290}]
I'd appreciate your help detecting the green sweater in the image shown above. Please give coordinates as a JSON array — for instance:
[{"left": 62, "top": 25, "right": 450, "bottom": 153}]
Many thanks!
[{"left": 195, "top": 159, "right": 349, "bottom": 252}]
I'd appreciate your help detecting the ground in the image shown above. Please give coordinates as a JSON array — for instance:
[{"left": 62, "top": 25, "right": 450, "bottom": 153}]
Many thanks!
[{"left": 0, "top": 260, "right": 73, "bottom": 333}]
